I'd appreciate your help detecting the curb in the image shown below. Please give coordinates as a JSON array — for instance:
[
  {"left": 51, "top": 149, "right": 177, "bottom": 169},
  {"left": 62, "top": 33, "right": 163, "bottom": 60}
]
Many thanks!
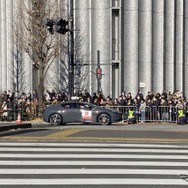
[{"left": 0, "top": 123, "right": 32, "bottom": 132}]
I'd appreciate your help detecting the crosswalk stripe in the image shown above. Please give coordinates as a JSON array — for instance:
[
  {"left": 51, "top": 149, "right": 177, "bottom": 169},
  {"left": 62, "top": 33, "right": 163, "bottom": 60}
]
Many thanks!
[
  {"left": 0, "top": 142, "right": 186, "bottom": 148},
  {"left": 0, "top": 160, "right": 188, "bottom": 166},
  {"left": 0, "top": 168, "right": 187, "bottom": 175},
  {"left": 0, "top": 153, "right": 188, "bottom": 159},
  {"left": 0, "top": 147, "right": 188, "bottom": 153},
  {"left": 0, "top": 178, "right": 187, "bottom": 185}
]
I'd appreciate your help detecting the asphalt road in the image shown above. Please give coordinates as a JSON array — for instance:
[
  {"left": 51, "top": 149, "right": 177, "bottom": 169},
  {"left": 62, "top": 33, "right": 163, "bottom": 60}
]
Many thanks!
[
  {"left": 1, "top": 121, "right": 188, "bottom": 143},
  {"left": 1, "top": 122, "right": 188, "bottom": 188}
]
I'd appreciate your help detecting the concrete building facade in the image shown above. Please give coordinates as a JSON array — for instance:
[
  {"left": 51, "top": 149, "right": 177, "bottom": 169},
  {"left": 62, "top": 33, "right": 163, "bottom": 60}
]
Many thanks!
[{"left": 1, "top": 0, "right": 188, "bottom": 98}]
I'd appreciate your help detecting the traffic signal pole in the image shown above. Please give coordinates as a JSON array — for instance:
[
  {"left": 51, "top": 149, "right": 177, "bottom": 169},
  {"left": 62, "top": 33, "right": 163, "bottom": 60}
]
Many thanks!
[
  {"left": 97, "top": 50, "right": 101, "bottom": 94},
  {"left": 44, "top": 1, "right": 74, "bottom": 100},
  {"left": 68, "top": 0, "right": 74, "bottom": 99}
]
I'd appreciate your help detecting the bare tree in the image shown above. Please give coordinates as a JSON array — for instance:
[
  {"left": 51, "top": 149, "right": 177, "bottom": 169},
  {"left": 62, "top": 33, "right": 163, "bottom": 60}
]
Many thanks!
[
  {"left": 12, "top": 48, "right": 28, "bottom": 92},
  {"left": 46, "top": 33, "right": 90, "bottom": 96},
  {"left": 13, "top": 0, "right": 64, "bottom": 108},
  {"left": 73, "top": 34, "right": 90, "bottom": 93}
]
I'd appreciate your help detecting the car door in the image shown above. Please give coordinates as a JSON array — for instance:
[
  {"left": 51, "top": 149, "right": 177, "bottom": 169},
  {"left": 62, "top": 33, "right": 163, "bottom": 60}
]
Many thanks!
[
  {"left": 60, "top": 103, "right": 78, "bottom": 122},
  {"left": 71, "top": 103, "right": 82, "bottom": 122},
  {"left": 77, "top": 103, "right": 94, "bottom": 122}
]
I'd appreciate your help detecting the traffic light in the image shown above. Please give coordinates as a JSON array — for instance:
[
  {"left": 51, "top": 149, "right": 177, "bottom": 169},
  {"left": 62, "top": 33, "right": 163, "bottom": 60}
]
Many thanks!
[
  {"left": 44, "top": 18, "right": 55, "bottom": 34},
  {"left": 55, "top": 18, "right": 69, "bottom": 35},
  {"left": 96, "top": 67, "right": 102, "bottom": 79},
  {"left": 112, "top": 62, "right": 119, "bottom": 69}
]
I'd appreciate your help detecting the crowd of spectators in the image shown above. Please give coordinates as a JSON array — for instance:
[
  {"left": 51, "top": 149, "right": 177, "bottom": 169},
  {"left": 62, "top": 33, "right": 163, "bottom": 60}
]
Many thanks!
[
  {"left": 74, "top": 89, "right": 187, "bottom": 110},
  {"left": 0, "top": 88, "right": 187, "bottom": 122},
  {"left": 0, "top": 90, "right": 39, "bottom": 120},
  {"left": 75, "top": 89, "right": 188, "bottom": 122}
]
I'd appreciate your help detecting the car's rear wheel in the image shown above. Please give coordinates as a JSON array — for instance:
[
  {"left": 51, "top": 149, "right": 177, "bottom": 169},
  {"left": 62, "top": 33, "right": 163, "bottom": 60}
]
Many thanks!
[
  {"left": 49, "top": 113, "right": 62, "bottom": 125},
  {"left": 98, "top": 113, "right": 111, "bottom": 125}
]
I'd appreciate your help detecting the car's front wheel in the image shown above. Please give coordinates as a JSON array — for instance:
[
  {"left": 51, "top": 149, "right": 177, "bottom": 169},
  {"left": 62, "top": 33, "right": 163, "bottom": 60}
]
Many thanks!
[
  {"left": 98, "top": 113, "right": 111, "bottom": 125},
  {"left": 49, "top": 113, "right": 62, "bottom": 125}
]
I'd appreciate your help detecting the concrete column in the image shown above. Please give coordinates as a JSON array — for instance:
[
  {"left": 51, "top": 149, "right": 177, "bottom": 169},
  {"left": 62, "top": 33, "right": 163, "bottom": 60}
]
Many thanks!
[
  {"left": 164, "top": 0, "right": 175, "bottom": 93},
  {"left": 88, "top": 0, "right": 92, "bottom": 93},
  {"left": 123, "top": 0, "right": 138, "bottom": 96},
  {"left": 1, "top": 0, "right": 7, "bottom": 92},
  {"left": 175, "top": 0, "right": 184, "bottom": 91},
  {"left": 17, "top": 0, "right": 32, "bottom": 93},
  {"left": 0, "top": 1, "right": 1, "bottom": 92},
  {"left": 184, "top": 0, "right": 188, "bottom": 97},
  {"left": 6, "top": 0, "right": 14, "bottom": 91},
  {"left": 74, "top": 0, "right": 90, "bottom": 92},
  {"left": 91, "top": 0, "right": 111, "bottom": 96},
  {"left": 111, "top": 0, "right": 121, "bottom": 98},
  {"left": 138, "top": 0, "right": 152, "bottom": 96},
  {"left": 152, "top": 0, "right": 164, "bottom": 93}
]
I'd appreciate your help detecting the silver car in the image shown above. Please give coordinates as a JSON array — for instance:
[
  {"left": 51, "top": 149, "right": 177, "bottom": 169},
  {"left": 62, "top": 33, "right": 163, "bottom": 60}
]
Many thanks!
[{"left": 43, "top": 101, "right": 122, "bottom": 125}]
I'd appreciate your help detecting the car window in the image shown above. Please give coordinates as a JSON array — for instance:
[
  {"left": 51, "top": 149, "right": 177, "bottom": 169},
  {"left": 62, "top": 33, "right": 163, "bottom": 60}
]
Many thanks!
[
  {"left": 78, "top": 103, "right": 91, "bottom": 110},
  {"left": 84, "top": 104, "right": 91, "bottom": 110},
  {"left": 79, "top": 104, "right": 85, "bottom": 109},
  {"left": 61, "top": 103, "right": 74, "bottom": 109}
]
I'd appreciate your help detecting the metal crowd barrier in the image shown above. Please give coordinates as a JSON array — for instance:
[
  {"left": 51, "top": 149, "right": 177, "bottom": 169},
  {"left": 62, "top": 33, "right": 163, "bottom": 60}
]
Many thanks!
[
  {"left": 104, "top": 105, "right": 187, "bottom": 123},
  {"left": 0, "top": 104, "right": 187, "bottom": 123}
]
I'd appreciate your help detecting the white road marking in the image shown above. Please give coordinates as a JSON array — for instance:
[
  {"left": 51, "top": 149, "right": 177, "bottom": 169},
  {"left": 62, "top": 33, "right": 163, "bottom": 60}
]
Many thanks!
[
  {"left": 0, "top": 142, "right": 187, "bottom": 186},
  {"left": 0, "top": 168, "right": 187, "bottom": 175},
  {"left": 0, "top": 142, "right": 186, "bottom": 148},
  {"left": 0, "top": 147, "right": 188, "bottom": 153},
  {"left": 0, "top": 160, "right": 188, "bottom": 166},
  {"left": 0, "top": 178, "right": 187, "bottom": 185},
  {"left": 0, "top": 153, "right": 188, "bottom": 159}
]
